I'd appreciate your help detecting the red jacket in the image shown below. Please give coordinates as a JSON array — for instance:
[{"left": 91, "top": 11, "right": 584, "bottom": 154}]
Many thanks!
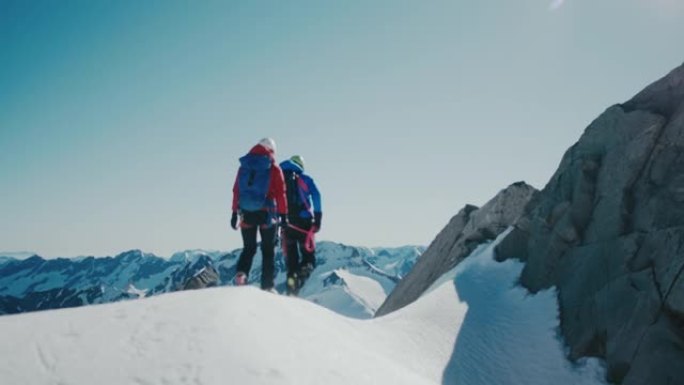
[{"left": 232, "top": 144, "right": 287, "bottom": 215}]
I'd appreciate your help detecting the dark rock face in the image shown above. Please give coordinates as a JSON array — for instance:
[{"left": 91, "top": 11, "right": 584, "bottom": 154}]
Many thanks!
[
  {"left": 159, "top": 254, "right": 217, "bottom": 292},
  {"left": 496, "top": 63, "right": 684, "bottom": 385},
  {"left": 375, "top": 182, "right": 537, "bottom": 317},
  {"left": 182, "top": 266, "right": 220, "bottom": 290}
]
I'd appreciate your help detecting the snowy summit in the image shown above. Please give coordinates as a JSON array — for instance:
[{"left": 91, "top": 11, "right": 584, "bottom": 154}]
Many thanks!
[{"left": 0, "top": 235, "right": 606, "bottom": 385}]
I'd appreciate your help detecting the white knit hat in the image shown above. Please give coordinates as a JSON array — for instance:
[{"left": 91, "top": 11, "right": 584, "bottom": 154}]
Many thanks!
[{"left": 258, "top": 137, "right": 276, "bottom": 153}]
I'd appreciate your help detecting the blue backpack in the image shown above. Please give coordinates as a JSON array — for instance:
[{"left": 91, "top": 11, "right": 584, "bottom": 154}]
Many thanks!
[
  {"left": 284, "top": 170, "right": 312, "bottom": 218},
  {"left": 238, "top": 154, "right": 272, "bottom": 212}
]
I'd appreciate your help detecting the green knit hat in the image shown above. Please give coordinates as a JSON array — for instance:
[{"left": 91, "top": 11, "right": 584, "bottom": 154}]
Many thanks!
[{"left": 290, "top": 155, "right": 305, "bottom": 170}]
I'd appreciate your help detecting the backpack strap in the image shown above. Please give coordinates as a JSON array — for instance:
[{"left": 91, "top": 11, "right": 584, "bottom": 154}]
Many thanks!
[{"left": 296, "top": 177, "right": 311, "bottom": 212}]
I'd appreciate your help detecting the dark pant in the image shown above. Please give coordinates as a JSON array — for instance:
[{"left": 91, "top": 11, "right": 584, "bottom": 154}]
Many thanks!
[
  {"left": 236, "top": 225, "right": 276, "bottom": 289},
  {"left": 285, "top": 219, "right": 315, "bottom": 282}
]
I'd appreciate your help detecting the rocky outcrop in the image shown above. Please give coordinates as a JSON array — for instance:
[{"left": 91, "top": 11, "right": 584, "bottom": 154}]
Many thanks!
[
  {"left": 495, "top": 63, "right": 684, "bottom": 385},
  {"left": 182, "top": 266, "right": 220, "bottom": 290},
  {"left": 375, "top": 182, "right": 537, "bottom": 317}
]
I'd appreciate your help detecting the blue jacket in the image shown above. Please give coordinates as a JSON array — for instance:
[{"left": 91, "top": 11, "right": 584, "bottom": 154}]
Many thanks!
[{"left": 280, "top": 159, "right": 322, "bottom": 219}]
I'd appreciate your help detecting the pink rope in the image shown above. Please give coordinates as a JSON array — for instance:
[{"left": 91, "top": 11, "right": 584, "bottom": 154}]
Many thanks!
[{"left": 287, "top": 224, "right": 316, "bottom": 253}]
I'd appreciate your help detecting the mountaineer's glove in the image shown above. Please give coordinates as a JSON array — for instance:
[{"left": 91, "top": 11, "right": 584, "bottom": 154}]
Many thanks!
[
  {"left": 278, "top": 214, "right": 288, "bottom": 228},
  {"left": 230, "top": 211, "right": 238, "bottom": 230}
]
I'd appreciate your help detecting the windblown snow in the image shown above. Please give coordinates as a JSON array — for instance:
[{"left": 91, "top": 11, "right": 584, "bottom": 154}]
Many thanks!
[{"left": 0, "top": 234, "right": 607, "bottom": 385}]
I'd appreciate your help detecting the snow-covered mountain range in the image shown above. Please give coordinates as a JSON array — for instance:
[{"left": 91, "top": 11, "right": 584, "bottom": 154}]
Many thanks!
[
  {"left": 0, "top": 242, "right": 423, "bottom": 319},
  {"left": 0, "top": 234, "right": 606, "bottom": 385}
]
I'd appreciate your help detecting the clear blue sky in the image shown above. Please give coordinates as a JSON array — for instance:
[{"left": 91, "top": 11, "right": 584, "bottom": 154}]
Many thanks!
[{"left": 1, "top": 0, "right": 683, "bottom": 258}]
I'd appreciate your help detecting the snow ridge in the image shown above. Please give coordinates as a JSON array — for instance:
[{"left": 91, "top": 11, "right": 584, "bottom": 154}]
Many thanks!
[{"left": 0, "top": 234, "right": 607, "bottom": 385}]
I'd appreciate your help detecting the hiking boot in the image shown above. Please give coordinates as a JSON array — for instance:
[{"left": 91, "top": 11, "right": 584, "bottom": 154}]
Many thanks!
[
  {"left": 234, "top": 272, "right": 247, "bottom": 286},
  {"left": 296, "top": 263, "right": 314, "bottom": 291},
  {"left": 286, "top": 274, "right": 299, "bottom": 296},
  {"left": 300, "top": 263, "right": 314, "bottom": 280}
]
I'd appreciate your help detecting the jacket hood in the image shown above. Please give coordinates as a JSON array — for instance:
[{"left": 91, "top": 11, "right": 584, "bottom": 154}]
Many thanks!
[
  {"left": 248, "top": 144, "right": 275, "bottom": 159},
  {"left": 280, "top": 159, "right": 303, "bottom": 174}
]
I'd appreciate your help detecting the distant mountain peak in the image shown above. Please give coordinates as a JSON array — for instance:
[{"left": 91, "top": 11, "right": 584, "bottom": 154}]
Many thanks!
[
  {"left": 0, "top": 251, "right": 38, "bottom": 260},
  {"left": 0, "top": 241, "right": 422, "bottom": 320}
]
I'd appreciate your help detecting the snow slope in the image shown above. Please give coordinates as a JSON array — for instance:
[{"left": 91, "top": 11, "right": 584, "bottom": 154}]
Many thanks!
[
  {"left": 0, "top": 234, "right": 607, "bottom": 385},
  {"left": 333, "top": 269, "right": 386, "bottom": 313},
  {"left": 435, "top": 233, "right": 606, "bottom": 385},
  {"left": 0, "top": 286, "right": 456, "bottom": 385},
  {"left": 304, "top": 268, "right": 387, "bottom": 318}
]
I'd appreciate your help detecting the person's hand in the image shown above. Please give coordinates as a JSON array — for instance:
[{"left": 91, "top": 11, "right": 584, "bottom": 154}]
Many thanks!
[
  {"left": 230, "top": 212, "right": 238, "bottom": 230},
  {"left": 314, "top": 212, "right": 322, "bottom": 233}
]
